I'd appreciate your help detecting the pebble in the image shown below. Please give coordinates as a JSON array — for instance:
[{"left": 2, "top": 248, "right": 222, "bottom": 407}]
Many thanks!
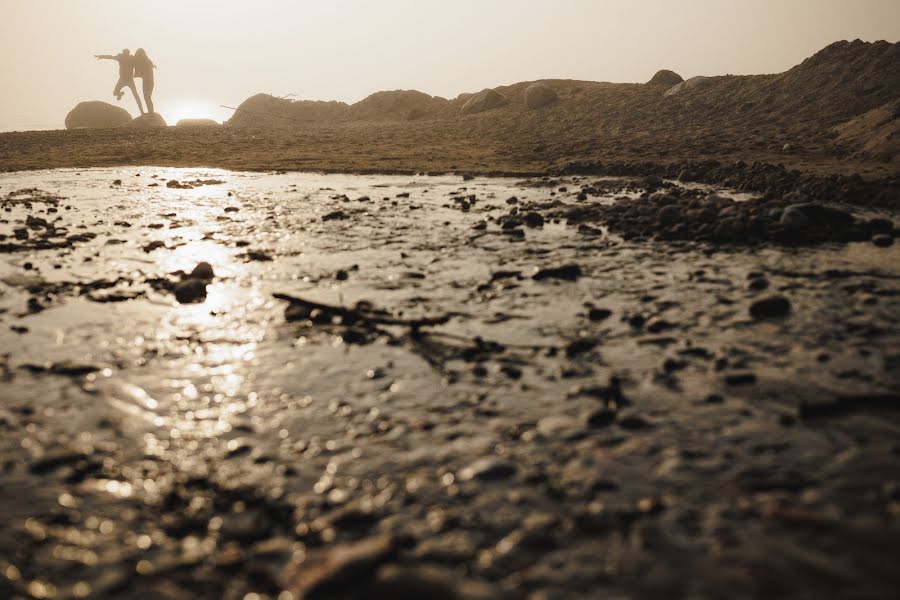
[
  {"left": 658, "top": 205, "right": 681, "bottom": 226},
  {"left": 284, "top": 535, "right": 394, "bottom": 598},
  {"left": 586, "top": 407, "right": 617, "bottom": 428},
  {"left": 189, "top": 262, "right": 215, "bottom": 280},
  {"left": 867, "top": 217, "right": 894, "bottom": 233},
  {"left": 532, "top": 264, "right": 582, "bottom": 281},
  {"left": 724, "top": 372, "right": 757, "bottom": 386},
  {"left": 750, "top": 295, "right": 791, "bottom": 319},
  {"left": 218, "top": 508, "right": 273, "bottom": 542},
  {"left": 413, "top": 531, "right": 477, "bottom": 563},
  {"left": 29, "top": 448, "right": 88, "bottom": 474},
  {"left": 174, "top": 279, "right": 207, "bottom": 304},
  {"left": 872, "top": 234, "right": 894, "bottom": 247},
  {"left": 458, "top": 457, "right": 517, "bottom": 481},
  {"left": 617, "top": 412, "right": 653, "bottom": 430},
  {"left": 647, "top": 319, "right": 675, "bottom": 333},
  {"left": 242, "top": 250, "right": 273, "bottom": 261},
  {"left": 537, "top": 415, "right": 582, "bottom": 437},
  {"left": 566, "top": 338, "right": 597, "bottom": 357},
  {"left": 588, "top": 307, "right": 612, "bottom": 321},
  {"left": 748, "top": 277, "right": 769, "bottom": 291},
  {"left": 523, "top": 212, "right": 545, "bottom": 228},
  {"left": 373, "top": 564, "right": 497, "bottom": 600},
  {"left": 780, "top": 206, "right": 809, "bottom": 230}
]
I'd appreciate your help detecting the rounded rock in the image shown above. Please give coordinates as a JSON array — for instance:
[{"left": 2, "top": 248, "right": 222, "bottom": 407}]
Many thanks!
[
  {"left": 524, "top": 83, "right": 558, "bottom": 109},
  {"left": 658, "top": 205, "right": 681, "bottom": 227},
  {"left": 189, "top": 262, "right": 215, "bottom": 280},
  {"left": 129, "top": 112, "right": 168, "bottom": 128},
  {"left": 749, "top": 295, "right": 791, "bottom": 319},
  {"left": 646, "top": 70, "right": 684, "bottom": 86},
  {"left": 780, "top": 207, "right": 809, "bottom": 230},
  {"left": 460, "top": 89, "right": 509, "bottom": 116},
  {"left": 664, "top": 76, "right": 715, "bottom": 97},
  {"left": 458, "top": 457, "right": 516, "bottom": 481},
  {"left": 65, "top": 101, "right": 132, "bottom": 129},
  {"left": 176, "top": 118, "right": 220, "bottom": 127},
  {"left": 872, "top": 234, "right": 894, "bottom": 247},
  {"left": 174, "top": 279, "right": 207, "bottom": 304}
]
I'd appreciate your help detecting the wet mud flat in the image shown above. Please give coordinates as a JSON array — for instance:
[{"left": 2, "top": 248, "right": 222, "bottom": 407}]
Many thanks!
[{"left": 0, "top": 167, "right": 898, "bottom": 599}]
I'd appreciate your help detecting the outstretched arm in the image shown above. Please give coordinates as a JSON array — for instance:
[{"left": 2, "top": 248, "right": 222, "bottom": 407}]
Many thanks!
[{"left": 94, "top": 54, "right": 115, "bottom": 60}]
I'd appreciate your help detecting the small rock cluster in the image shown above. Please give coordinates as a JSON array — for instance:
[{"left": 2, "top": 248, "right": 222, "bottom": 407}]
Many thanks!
[{"left": 559, "top": 185, "right": 896, "bottom": 246}]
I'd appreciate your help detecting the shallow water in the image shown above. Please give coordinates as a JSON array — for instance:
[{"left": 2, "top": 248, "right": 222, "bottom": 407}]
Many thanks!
[{"left": 1, "top": 167, "right": 898, "bottom": 599}]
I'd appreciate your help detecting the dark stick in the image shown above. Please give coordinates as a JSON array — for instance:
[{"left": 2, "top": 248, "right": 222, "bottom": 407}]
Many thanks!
[{"left": 273, "top": 293, "right": 453, "bottom": 327}]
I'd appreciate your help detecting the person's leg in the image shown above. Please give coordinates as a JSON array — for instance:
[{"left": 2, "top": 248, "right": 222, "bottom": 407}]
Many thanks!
[
  {"left": 114, "top": 78, "right": 127, "bottom": 101},
  {"left": 143, "top": 78, "right": 154, "bottom": 114},
  {"left": 127, "top": 80, "right": 145, "bottom": 115}
]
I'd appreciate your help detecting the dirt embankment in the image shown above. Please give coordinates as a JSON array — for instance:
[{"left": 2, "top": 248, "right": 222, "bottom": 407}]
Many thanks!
[{"left": 221, "top": 40, "right": 900, "bottom": 163}]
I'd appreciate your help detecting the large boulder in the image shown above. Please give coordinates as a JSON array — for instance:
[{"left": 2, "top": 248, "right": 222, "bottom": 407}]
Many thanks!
[
  {"left": 460, "top": 89, "right": 509, "bottom": 115},
  {"left": 65, "top": 101, "right": 132, "bottom": 129},
  {"left": 226, "top": 94, "right": 350, "bottom": 128},
  {"left": 646, "top": 70, "right": 684, "bottom": 86},
  {"left": 130, "top": 113, "right": 168, "bottom": 128},
  {"left": 524, "top": 83, "right": 558, "bottom": 109},
  {"left": 176, "top": 118, "right": 220, "bottom": 127},
  {"left": 664, "top": 76, "right": 715, "bottom": 97},
  {"left": 348, "top": 90, "right": 449, "bottom": 121}
]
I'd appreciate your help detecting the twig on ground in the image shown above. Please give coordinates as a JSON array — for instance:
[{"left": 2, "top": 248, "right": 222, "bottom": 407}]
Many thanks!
[{"left": 273, "top": 293, "right": 453, "bottom": 328}]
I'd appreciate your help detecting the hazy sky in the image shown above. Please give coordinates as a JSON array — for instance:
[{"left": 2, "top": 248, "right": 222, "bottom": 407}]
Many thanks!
[{"left": 1, "top": 0, "right": 898, "bottom": 130}]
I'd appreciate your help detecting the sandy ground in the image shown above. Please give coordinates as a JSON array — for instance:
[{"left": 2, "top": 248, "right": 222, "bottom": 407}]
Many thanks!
[
  {"left": 0, "top": 168, "right": 898, "bottom": 599},
  {"left": 0, "top": 123, "right": 897, "bottom": 181}
]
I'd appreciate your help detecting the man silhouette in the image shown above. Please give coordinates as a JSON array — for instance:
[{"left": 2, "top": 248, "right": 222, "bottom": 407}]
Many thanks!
[{"left": 95, "top": 49, "right": 145, "bottom": 115}]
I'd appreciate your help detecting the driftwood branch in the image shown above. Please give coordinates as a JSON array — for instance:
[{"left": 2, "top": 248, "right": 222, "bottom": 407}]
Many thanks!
[{"left": 273, "top": 293, "right": 453, "bottom": 328}]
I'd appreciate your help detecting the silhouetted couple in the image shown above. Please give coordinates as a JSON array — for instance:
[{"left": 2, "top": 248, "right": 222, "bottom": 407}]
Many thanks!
[{"left": 95, "top": 49, "right": 156, "bottom": 115}]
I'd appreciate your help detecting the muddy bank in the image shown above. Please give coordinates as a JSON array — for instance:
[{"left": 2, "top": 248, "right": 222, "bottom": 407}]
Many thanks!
[
  {"left": 1, "top": 168, "right": 899, "bottom": 599},
  {"left": 2, "top": 120, "right": 900, "bottom": 186}
]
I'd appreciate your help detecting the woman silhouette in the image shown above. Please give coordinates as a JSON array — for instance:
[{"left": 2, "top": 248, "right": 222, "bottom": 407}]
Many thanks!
[{"left": 133, "top": 49, "right": 157, "bottom": 114}]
